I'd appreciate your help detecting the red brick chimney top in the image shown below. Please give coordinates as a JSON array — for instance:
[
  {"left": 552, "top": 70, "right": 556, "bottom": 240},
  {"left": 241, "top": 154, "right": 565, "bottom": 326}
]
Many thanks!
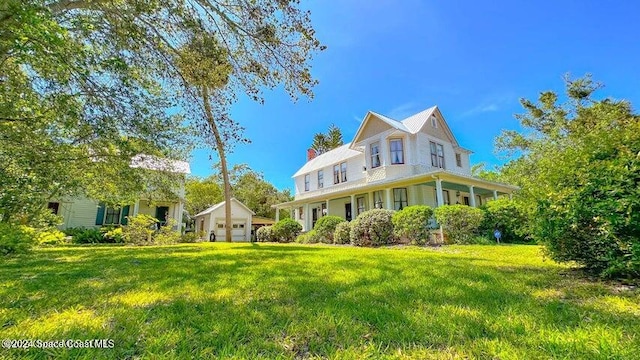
[{"left": 307, "top": 148, "right": 317, "bottom": 162}]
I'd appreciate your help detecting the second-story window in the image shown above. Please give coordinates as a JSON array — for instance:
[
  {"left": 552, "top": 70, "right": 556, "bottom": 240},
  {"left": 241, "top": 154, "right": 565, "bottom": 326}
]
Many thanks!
[
  {"left": 340, "top": 162, "right": 347, "bottom": 182},
  {"left": 456, "top": 153, "right": 462, "bottom": 167},
  {"left": 333, "top": 165, "right": 340, "bottom": 184},
  {"left": 370, "top": 142, "right": 381, "bottom": 168},
  {"left": 304, "top": 174, "right": 310, "bottom": 191},
  {"left": 430, "top": 141, "right": 445, "bottom": 168},
  {"left": 390, "top": 139, "right": 404, "bottom": 164},
  {"left": 318, "top": 170, "right": 324, "bottom": 188}
]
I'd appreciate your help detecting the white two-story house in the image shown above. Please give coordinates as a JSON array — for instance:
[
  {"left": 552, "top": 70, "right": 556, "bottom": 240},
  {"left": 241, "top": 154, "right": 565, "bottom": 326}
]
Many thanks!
[{"left": 273, "top": 106, "right": 518, "bottom": 231}]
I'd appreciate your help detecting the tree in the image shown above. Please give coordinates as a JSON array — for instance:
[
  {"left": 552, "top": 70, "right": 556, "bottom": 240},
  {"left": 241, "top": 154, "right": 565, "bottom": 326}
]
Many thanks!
[
  {"left": 185, "top": 177, "right": 223, "bottom": 216},
  {"left": 496, "top": 75, "right": 640, "bottom": 278},
  {"left": 1, "top": 1, "right": 323, "bottom": 227},
  {"left": 310, "top": 124, "right": 344, "bottom": 154}
]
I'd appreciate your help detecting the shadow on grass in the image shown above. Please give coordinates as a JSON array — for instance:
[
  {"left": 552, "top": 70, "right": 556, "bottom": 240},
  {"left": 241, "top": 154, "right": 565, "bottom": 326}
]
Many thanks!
[{"left": 1, "top": 243, "right": 638, "bottom": 359}]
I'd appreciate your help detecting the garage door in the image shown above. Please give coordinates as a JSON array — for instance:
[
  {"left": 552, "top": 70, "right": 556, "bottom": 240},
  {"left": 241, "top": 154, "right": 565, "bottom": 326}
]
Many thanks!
[{"left": 216, "top": 221, "right": 247, "bottom": 241}]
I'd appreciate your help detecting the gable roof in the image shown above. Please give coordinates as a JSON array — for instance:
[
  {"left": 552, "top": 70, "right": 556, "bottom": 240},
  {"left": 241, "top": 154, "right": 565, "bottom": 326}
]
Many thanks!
[
  {"left": 194, "top": 198, "right": 255, "bottom": 217},
  {"left": 292, "top": 143, "right": 361, "bottom": 178},
  {"left": 130, "top": 154, "right": 191, "bottom": 174},
  {"left": 351, "top": 105, "right": 462, "bottom": 148}
]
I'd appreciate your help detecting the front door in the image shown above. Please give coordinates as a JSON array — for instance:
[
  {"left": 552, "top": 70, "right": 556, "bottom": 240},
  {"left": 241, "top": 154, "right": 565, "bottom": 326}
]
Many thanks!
[
  {"left": 312, "top": 208, "right": 318, "bottom": 228},
  {"left": 345, "top": 203, "right": 352, "bottom": 221},
  {"left": 155, "top": 206, "right": 169, "bottom": 226}
]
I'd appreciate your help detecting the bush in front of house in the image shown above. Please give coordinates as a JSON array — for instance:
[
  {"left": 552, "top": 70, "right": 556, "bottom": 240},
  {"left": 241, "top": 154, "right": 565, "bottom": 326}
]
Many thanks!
[
  {"left": 296, "top": 229, "right": 320, "bottom": 244},
  {"left": 154, "top": 219, "right": 181, "bottom": 244},
  {"left": 101, "top": 226, "right": 124, "bottom": 243},
  {"left": 350, "top": 209, "right": 395, "bottom": 247},
  {"left": 313, "top": 216, "right": 346, "bottom": 244},
  {"left": 392, "top": 205, "right": 434, "bottom": 245},
  {"left": 434, "top": 205, "right": 485, "bottom": 244},
  {"left": 333, "top": 221, "right": 351, "bottom": 244},
  {"left": 0, "top": 223, "right": 36, "bottom": 255},
  {"left": 272, "top": 218, "right": 302, "bottom": 243},
  {"left": 179, "top": 231, "right": 203, "bottom": 243},
  {"left": 36, "top": 228, "right": 67, "bottom": 245},
  {"left": 479, "top": 198, "right": 530, "bottom": 243},
  {"left": 256, "top": 225, "right": 274, "bottom": 242},
  {"left": 122, "top": 214, "right": 158, "bottom": 245},
  {"left": 65, "top": 227, "right": 105, "bottom": 244}
]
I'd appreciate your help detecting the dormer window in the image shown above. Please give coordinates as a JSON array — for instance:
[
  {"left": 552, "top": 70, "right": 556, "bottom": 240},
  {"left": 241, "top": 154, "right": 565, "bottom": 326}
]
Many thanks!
[
  {"left": 304, "top": 174, "right": 310, "bottom": 191},
  {"left": 430, "top": 141, "right": 445, "bottom": 168},
  {"left": 431, "top": 115, "right": 437, "bottom": 128},
  {"left": 456, "top": 153, "right": 462, "bottom": 167},
  {"left": 370, "top": 142, "right": 381, "bottom": 168},
  {"left": 389, "top": 138, "right": 404, "bottom": 164}
]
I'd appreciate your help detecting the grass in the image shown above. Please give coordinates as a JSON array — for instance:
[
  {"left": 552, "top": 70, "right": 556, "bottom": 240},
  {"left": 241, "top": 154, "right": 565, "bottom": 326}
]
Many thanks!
[{"left": 1, "top": 243, "right": 639, "bottom": 359}]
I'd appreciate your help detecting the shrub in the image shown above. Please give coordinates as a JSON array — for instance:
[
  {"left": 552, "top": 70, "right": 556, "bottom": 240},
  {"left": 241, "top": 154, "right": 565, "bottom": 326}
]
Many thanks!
[
  {"left": 37, "top": 228, "right": 66, "bottom": 245},
  {"left": 349, "top": 209, "right": 395, "bottom": 247},
  {"left": 0, "top": 224, "right": 36, "bottom": 255},
  {"left": 480, "top": 198, "right": 530, "bottom": 243},
  {"left": 256, "top": 226, "right": 274, "bottom": 242},
  {"left": 154, "top": 219, "right": 180, "bottom": 244},
  {"left": 392, "top": 205, "right": 434, "bottom": 245},
  {"left": 180, "top": 231, "right": 203, "bottom": 243},
  {"left": 434, "top": 205, "right": 485, "bottom": 244},
  {"left": 333, "top": 221, "right": 351, "bottom": 245},
  {"left": 272, "top": 218, "right": 302, "bottom": 243},
  {"left": 123, "top": 214, "right": 158, "bottom": 245},
  {"left": 313, "top": 216, "right": 346, "bottom": 244},
  {"left": 296, "top": 230, "right": 320, "bottom": 244},
  {"left": 102, "top": 226, "right": 124, "bottom": 243},
  {"left": 66, "top": 227, "right": 105, "bottom": 244}
]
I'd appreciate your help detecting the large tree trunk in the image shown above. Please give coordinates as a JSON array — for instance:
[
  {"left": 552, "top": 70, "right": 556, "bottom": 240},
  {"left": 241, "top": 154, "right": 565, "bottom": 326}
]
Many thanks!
[{"left": 201, "top": 87, "right": 232, "bottom": 242}]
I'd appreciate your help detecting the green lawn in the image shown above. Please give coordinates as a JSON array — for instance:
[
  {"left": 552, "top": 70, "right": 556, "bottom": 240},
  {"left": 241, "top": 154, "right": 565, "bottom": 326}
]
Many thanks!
[{"left": 1, "top": 243, "right": 639, "bottom": 359}]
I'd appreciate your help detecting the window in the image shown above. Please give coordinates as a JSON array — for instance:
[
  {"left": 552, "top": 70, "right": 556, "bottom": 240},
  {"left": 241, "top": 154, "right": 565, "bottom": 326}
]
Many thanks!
[
  {"left": 304, "top": 174, "right": 310, "bottom": 191},
  {"left": 389, "top": 139, "right": 404, "bottom": 164},
  {"left": 340, "top": 162, "right": 347, "bottom": 182},
  {"left": 356, "top": 197, "right": 365, "bottom": 215},
  {"left": 317, "top": 170, "right": 324, "bottom": 189},
  {"left": 463, "top": 196, "right": 470, "bottom": 206},
  {"left": 430, "top": 141, "right": 445, "bottom": 168},
  {"left": 370, "top": 142, "right": 381, "bottom": 168},
  {"left": 393, "top": 188, "right": 408, "bottom": 210},
  {"left": 299, "top": 206, "right": 304, "bottom": 220},
  {"left": 47, "top": 202, "right": 60, "bottom": 215},
  {"left": 232, "top": 224, "right": 239, "bottom": 229},
  {"left": 321, "top": 202, "right": 327, "bottom": 216},
  {"left": 443, "top": 190, "right": 451, "bottom": 205},
  {"left": 217, "top": 223, "right": 224, "bottom": 229},
  {"left": 104, "top": 206, "right": 121, "bottom": 225},
  {"left": 333, "top": 165, "right": 340, "bottom": 184},
  {"left": 456, "top": 153, "right": 462, "bottom": 167},
  {"left": 239, "top": 224, "right": 245, "bottom": 229},
  {"left": 431, "top": 115, "right": 437, "bottom": 128},
  {"left": 373, "top": 190, "right": 384, "bottom": 209}
]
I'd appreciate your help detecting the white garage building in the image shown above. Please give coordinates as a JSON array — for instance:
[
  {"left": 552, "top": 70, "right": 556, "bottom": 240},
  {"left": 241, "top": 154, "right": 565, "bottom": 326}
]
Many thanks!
[{"left": 194, "top": 198, "right": 254, "bottom": 242}]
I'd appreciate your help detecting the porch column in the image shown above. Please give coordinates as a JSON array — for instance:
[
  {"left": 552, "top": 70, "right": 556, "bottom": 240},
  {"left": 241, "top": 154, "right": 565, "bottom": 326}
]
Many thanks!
[
  {"left": 469, "top": 186, "right": 476, "bottom": 207},
  {"left": 350, "top": 194, "right": 355, "bottom": 209},
  {"left": 275, "top": 207, "right": 280, "bottom": 222},
  {"left": 325, "top": 199, "right": 330, "bottom": 216},
  {"left": 385, "top": 188, "right": 392, "bottom": 210},
  {"left": 435, "top": 178, "right": 444, "bottom": 207},
  {"left": 304, "top": 203, "right": 310, "bottom": 231},
  {"left": 177, "top": 201, "right": 184, "bottom": 232},
  {"left": 133, "top": 200, "right": 140, "bottom": 216},
  {"left": 493, "top": 190, "right": 498, "bottom": 200}
]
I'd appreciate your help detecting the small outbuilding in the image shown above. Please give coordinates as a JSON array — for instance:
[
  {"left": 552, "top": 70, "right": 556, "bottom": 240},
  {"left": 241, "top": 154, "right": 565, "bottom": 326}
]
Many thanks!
[{"left": 194, "top": 198, "right": 255, "bottom": 242}]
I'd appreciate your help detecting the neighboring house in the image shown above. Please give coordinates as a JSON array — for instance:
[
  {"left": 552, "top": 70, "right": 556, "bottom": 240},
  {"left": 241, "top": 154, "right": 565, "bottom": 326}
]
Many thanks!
[
  {"left": 194, "top": 198, "right": 254, "bottom": 242},
  {"left": 48, "top": 155, "right": 190, "bottom": 232},
  {"left": 274, "top": 106, "right": 518, "bottom": 231}
]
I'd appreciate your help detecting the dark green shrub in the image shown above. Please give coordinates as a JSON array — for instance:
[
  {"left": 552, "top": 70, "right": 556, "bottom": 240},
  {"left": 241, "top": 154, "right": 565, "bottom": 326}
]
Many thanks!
[
  {"left": 272, "top": 218, "right": 302, "bottom": 243},
  {"left": 0, "top": 224, "right": 36, "bottom": 255},
  {"left": 333, "top": 221, "right": 351, "bottom": 245},
  {"left": 480, "top": 198, "right": 529, "bottom": 243},
  {"left": 122, "top": 214, "right": 157, "bottom": 245},
  {"left": 313, "top": 216, "right": 345, "bottom": 244},
  {"left": 180, "top": 231, "right": 202, "bottom": 243},
  {"left": 66, "top": 227, "right": 105, "bottom": 244},
  {"left": 256, "top": 226, "right": 274, "bottom": 242},
  {"left": 296, "top": 230, "right": 320, "bottom": 244},
  {"left": 349, "top": 209, "right": 395, "bottom": 247},
  {"left": 434, "top": 205, "right": 485, "bottom": 244},
  {"left": 392, "top": 205, "right": 434, "bottom": 245}
]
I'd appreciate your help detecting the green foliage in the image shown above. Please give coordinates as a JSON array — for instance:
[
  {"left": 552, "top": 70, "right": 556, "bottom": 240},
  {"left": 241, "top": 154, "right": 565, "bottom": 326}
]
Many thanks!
[
  {"left": 272, "top": 219, "right": 302, "bottom": 243},
  {"left": 313, "top": 216, "right": 346, "bottom": 244},
  {"left": 350, "top": 209, "right": 395, "bottom": 247},
  {"left": 36, "top": 228, "right": 66, "bottom": 245},
  {"left": 122, "top": 214, "right": 158, "bottom": 245},
  {"left": 66, "top": 227, "right": 105, "bottom": 244},
  {"left": 496, "top": 75, "right": 640, "bottom": 278},
  {"left": 310, "top": 124, "right": 344, "bottom": 154},
  {"left": 256, "top": 226, "right": 274, "bottom": 242},
  {"left": 333, "top": 221, "right": 351, "bottom": 245},
  {"left": 434, "top": 205, "right": 485, "bottom": 244},
  {"left": 0, "top": 224, "right": 36, "bottom": 255},
  {"left": 392, "top": 205, "right": 434, "bottom": 245},
  {"left": 180, "top": 231, "right": 203, "bottom": 243},
  {"left": 295, "top": 230, "right": 320, "bottom": 244},
  {"left": 154, "top": 219, "right": 181, "bottom": 245},
  {"left": 480, "top": 198, "right": 530, "bottom": 243},
  {"left": 185, "top": 177, "right": 223, "bottom": 216}
]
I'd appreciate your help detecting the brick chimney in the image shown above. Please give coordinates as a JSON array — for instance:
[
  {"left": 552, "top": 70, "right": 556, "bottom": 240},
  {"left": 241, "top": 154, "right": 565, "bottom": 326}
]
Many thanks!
[{"left": 307, "top": 148, "right": 317, "bottom": 162}]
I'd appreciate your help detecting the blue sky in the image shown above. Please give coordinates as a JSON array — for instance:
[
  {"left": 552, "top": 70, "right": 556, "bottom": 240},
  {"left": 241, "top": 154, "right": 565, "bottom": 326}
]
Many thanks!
[{"left": 190, "top": 0, "right": 640, "bottom": 191}]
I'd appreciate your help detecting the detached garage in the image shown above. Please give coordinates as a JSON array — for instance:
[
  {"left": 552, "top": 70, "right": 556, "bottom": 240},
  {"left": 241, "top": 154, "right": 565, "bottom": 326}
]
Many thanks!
[{"left": 194, "top": 198, "right": 254, "bottom": 242}]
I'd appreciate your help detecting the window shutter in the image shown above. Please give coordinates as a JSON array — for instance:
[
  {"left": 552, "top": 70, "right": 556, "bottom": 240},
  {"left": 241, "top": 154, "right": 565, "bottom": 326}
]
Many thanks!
[
  {"left": 120, "top": 205, "right": 130, "bottom": 225},
  {"left": 95, "top": 203, "right": 106, "bottom": 225}
]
